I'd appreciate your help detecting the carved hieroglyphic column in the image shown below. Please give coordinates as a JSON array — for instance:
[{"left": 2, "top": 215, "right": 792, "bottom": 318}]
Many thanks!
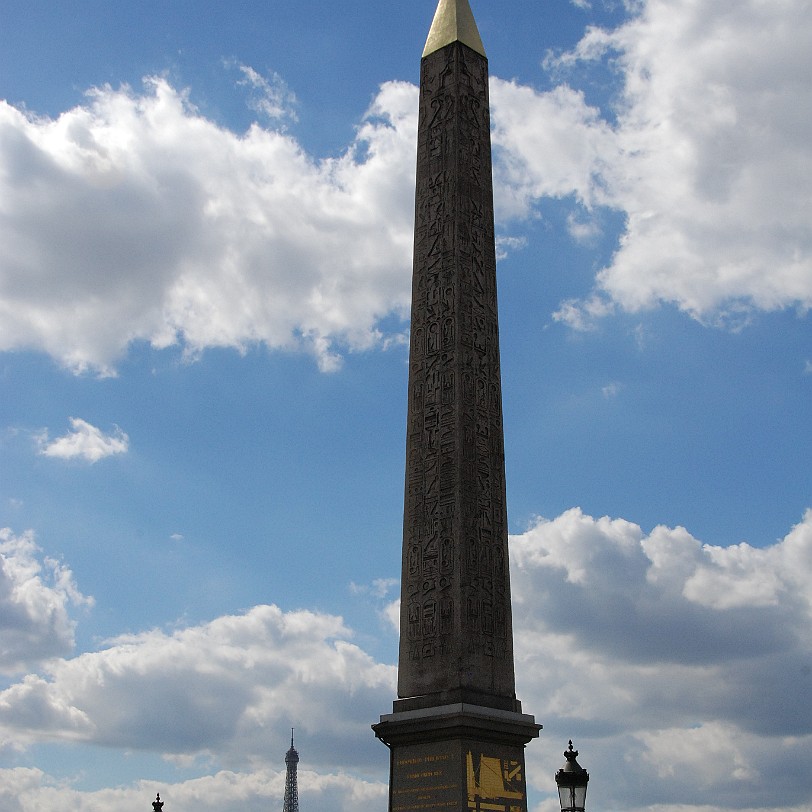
[
  {"left": 398, "top": 18, "right": 514, "bottom": 711},
  {"left": 374, "top": 2, "right": 540, "bottom": 811}
]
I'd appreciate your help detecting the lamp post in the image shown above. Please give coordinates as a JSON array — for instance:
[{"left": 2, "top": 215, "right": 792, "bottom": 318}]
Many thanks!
[{"left": 555, "top": 741, "right": 589, "bottom": 812}]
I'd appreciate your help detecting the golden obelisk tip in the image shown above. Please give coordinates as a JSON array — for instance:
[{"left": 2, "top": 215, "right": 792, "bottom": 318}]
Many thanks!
[{"left": 423, "top": 0, "right": 487, "bottom": 59}]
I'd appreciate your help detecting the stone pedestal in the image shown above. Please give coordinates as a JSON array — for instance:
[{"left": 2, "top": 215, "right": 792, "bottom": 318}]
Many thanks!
[{"left": 374, "top": 704, "right": 540, "bottom": 812}]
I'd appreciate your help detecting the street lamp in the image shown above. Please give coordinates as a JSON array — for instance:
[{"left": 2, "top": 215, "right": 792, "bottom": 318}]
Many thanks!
[{"left": 555, "top": 741, "right": 589, "bottom": 812}]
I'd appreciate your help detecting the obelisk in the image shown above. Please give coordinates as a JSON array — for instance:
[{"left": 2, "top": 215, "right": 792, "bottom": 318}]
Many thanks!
[{"left": 373, "top": 2, "right": 540, "bottom": 810}]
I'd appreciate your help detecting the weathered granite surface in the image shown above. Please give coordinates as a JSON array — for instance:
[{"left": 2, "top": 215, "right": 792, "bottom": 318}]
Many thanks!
[
  {"left": 397, "top": 38, "right": 516, "bottom": 711},
  {"left": 374, "top": 8, "right": 540, "bottom": 811}
]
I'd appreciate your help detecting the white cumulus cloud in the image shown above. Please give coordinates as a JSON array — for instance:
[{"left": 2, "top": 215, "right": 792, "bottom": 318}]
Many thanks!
[
  {"left": 595, "top": 0, "right": 812, "bottom": 322},
  {"left": 38, "top": 418, "right": 129, "bottom": 463},
  {"left": 0, "top": 529, "right": 92, "bottom": 674},
  {"left": 493, "top": 0, "right": 812, "bottom": 327},
  {"left": 0, "top": 604, "right": 395, "bottom": 766},
  {"left": 0, "top": 765, "right": 386, "bottom": 812},
  {"left": 0, "top": 77, "right": 417, "bottom": 375},
  {"left": 510, "top": 507, "right": 812, "bottom": 809}
]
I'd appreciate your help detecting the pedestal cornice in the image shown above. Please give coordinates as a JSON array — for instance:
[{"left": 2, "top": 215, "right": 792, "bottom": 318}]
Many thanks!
[{"left": 374, "top": 703, "right": 541, "bottom": 749}]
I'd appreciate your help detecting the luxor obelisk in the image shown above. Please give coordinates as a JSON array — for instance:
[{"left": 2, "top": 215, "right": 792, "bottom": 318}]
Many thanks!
[{"left": 373, "top": 2, "right": 540, "bottom": 810}]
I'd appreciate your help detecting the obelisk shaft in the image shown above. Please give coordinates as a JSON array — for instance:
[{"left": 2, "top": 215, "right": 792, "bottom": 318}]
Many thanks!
[
  {"left": 374, "top": 6, "right": 539, "bottom": 811},
  {"left": 397, "top": 29, "right": 515, "bottom": 711}
]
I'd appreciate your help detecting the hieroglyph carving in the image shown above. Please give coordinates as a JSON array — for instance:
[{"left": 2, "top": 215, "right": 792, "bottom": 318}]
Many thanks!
[{"left": 399, "top": 42, "right": 515, "bottom": 699}]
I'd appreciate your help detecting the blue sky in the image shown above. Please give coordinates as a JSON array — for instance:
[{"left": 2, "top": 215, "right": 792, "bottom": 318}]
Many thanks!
[{"left": 1, "top": 1, "right": 811, "bottom": 811}]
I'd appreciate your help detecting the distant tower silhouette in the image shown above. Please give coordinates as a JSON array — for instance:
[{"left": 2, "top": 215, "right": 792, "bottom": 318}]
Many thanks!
[
  {"left": 152, "top": 793, "right": 164, "bottom": 812},
  {"left": 282, "top": 729, "right": 300, "bottom": 812}
]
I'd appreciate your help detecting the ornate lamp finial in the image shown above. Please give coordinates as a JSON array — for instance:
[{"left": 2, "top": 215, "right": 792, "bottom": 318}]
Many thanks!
[{"left": 555, "top": 740, "right": 589, "bottom": 812}]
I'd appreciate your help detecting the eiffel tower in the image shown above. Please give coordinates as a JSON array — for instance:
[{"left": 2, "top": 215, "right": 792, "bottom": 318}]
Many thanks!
[
  {"left": 373, "top": 1, "right": 540, "bottom": 810},
  {"left": 282, "top": 729, "right": 300, "bottom": 812}
]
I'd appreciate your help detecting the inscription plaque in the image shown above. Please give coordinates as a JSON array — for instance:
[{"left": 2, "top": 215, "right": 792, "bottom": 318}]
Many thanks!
[
  {"left": 391, "top": 742, "right": 460, "bottom": 812},
  {"left": 383, "top": 730, "right": 533, "bottom": 812}
]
